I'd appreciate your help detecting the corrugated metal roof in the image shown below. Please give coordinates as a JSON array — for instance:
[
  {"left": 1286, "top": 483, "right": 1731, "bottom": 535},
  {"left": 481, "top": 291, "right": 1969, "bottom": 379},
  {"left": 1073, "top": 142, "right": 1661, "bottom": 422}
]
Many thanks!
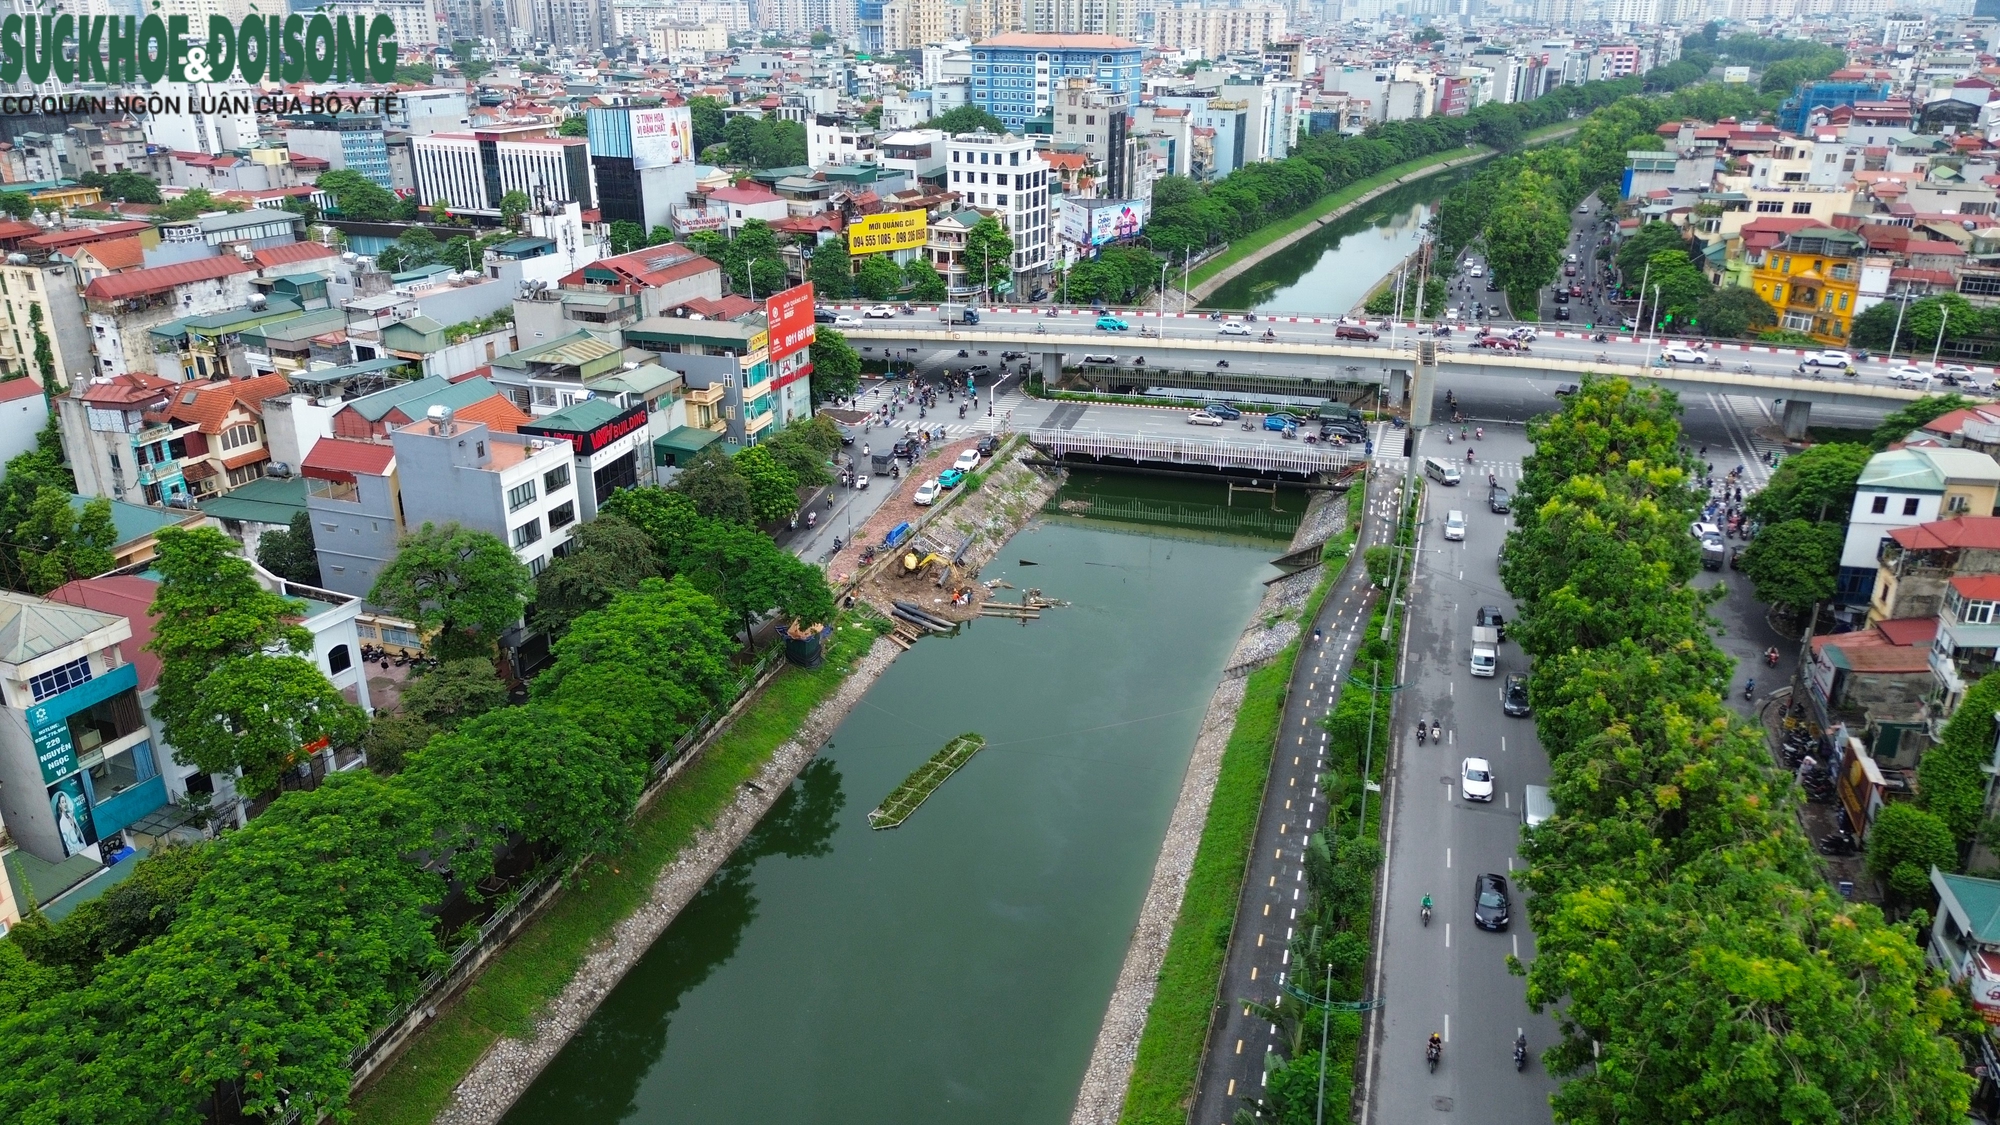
[
  {"left": 0, "top": 590, "right": 125, "bottom": 665},
  {"left": 83, "top": 255, "right": 253, "bottom": 300}
]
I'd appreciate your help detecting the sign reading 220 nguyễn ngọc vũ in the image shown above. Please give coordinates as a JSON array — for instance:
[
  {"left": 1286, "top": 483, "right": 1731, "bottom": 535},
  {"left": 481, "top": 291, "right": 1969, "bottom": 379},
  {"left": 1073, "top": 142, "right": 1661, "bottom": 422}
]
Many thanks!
[{"left": 0, "top": 12, "right": 400, "bottom": 87}]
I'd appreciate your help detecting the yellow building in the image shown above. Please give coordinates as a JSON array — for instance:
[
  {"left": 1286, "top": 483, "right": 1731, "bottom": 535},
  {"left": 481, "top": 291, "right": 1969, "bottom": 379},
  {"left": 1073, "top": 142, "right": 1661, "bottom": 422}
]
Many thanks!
[{"left": 1748, "top": 225, "right": 1864, "bottom": 345}]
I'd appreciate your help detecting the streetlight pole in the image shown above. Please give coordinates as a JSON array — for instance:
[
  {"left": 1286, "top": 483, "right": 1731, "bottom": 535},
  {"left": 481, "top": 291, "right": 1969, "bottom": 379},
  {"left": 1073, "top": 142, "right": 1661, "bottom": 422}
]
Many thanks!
[
  {"left": 1632, "top": 259, "right": 1652, "bottom": 340},
  {"left": 1356, "top": 661, "right": 1379, "bottom": 836},
  {"left": 1315, "top": 960, "right": 1333, "bottom": 1125},
  {"left": 1887, "top": 292, "right": 1913, "bottom": 362},
  {"left": 1158, "top": 259, "right": 1167, "bottom": 335},
  {"left": 1932, "top": 307, "right": 1951, "bottom": 370}
]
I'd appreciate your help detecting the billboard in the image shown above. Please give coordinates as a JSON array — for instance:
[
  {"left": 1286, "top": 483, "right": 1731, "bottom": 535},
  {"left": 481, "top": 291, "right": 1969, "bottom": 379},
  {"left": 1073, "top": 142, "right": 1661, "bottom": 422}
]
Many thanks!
[
  {"left": 1060, "top": 198, "right": 1148, "bottom": 247},
  {"left": 631, "top": 105, "right": 694, "bottom": 169},
  {"left": 848, "top": 211, "right": 928, "bottom": 256},
  {"left": 766, "top": 282, "right": 817, "bottom": 362}
]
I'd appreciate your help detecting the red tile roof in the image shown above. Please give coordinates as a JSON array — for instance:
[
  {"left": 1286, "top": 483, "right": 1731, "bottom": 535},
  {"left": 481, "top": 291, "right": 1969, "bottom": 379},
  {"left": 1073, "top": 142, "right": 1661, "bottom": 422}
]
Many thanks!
[
  {"left": 254, "top": 242, "right": 338, "bottom": 270},
  {"left": 1812, "top": 628, "right": 1935, "bottom": 674},
  {"left": 20, "top": 221, "right": 150, "bottom": 252},
  {"left": 77, "top": 236, "right": 145, "bottom": 272},
  {"left": 560, "top": 243, "right": 718, "bottom": 292},
  {"left": 84, "top": 256, "right": 252, "bottom": 300},
  {"left": 1876, "top": 617, "right": 1939, "bottom": 647},
  {"left": 1889, "top": 515, "right": 2000, "bottom": 551},
  {"left": 302, "top": 438, "right": 394, "bottom": 480},
  {"left": 46, "top": 576, "right": 162, "bottom": 689},
  {"left": 1955, "top": 574, "right": 2000, "bottom": 600},
  {"left": 156, "top": 372, "right": 292, "bottom": 434},
  {"left": 710, "top": 184, "right": 782, "bottom": 205},
  {"left": 0, "top": 377, "right": 39, "bottom": 403},
  {"left": 448, "top": 395, "right": 531, "bottom": 434},
  {"left": 79, "top": 371, "right": 175, "bottom": 407}
]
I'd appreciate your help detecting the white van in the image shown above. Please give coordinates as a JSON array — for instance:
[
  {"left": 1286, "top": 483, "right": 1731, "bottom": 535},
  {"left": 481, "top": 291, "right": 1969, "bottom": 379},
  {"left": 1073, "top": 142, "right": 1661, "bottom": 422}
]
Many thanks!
[
  {"left": 1523, "top": 784, "right": 1554, "bottom": 828},
  {"left": 1424, "top": 457, "right": 1462, "bottom": 486}
]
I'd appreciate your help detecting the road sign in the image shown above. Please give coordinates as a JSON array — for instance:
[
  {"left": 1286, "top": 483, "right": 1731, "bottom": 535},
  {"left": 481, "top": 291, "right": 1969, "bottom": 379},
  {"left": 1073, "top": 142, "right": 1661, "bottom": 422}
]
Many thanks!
[{"left": 995, "top": 280, "right": 1014, "bottom": 295}]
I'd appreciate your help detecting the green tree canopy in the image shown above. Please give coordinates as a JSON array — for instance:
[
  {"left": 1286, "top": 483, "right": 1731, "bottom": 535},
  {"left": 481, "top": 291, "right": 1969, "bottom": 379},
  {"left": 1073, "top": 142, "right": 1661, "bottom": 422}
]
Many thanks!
[
  {"left": 1866, "top": 803, "right": 1959, "bottom": 900},
  {"left": 314, "top": 169, "right": 400, "bottom": 220},
  {"left": 531, "top": 513, "right": 662, "bottom": 634},
  {"left": 903, "top": 257, "right": 948, "bottom": 301},
  {"left": 810, "top": 327, "right": 861, "bottom": 404},
  {"left": 1745, "top": 443, "right": 1868, "bottom": 525},
  {"left": 962, "top": 216, "right": 1014, "bottom": 292},
  {"left": 558, "top": 115, "right": 588, "bottom": 137},
  {"left": 929, "top": 106, "right": 1008, "bottom": 134},
  {"left": 254, "top": 510, "right": 322, "bottom": 586},
  {"left": 11, "top": 488, "right": 114, "bottom": 594},
  {"left": 369, "top": 523, "right": 534, "bottom": 659},
  {"left": 1738, "top": 517, "right": 1842, "bottom": 613},
  {"left": 809, "top": 243, "right": 854, "bottom": 299},
  {"left": 732, "top": 443, "right": 801, "bottom": 524},
  {"left": 1696, "top": 283, "right": 1777, "bottom": 339},
  {"left": 156, "top": 187, "right": 245, "bottom": 222},
  {"left": 536, "top": 576, "right": 738, "bottom": 756},
  {"left": 854, "top": 253, "right": 904, "bottom": 300},
  {"left": 397, "top": 657, "right": 509, "bottom": 730},
  {"left": 1872, "top": 393, "right": 1973, "bottom": 450},
  {"left": 669, "top": 446, "right": 756, "bottom": 525}
]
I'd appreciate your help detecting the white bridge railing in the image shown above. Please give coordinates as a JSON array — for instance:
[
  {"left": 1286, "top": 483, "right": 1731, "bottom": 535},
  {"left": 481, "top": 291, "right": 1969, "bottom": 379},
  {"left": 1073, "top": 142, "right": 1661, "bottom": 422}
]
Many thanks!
[{"left": 1026, "top": 429, "right": 1353, "bottom": 475}]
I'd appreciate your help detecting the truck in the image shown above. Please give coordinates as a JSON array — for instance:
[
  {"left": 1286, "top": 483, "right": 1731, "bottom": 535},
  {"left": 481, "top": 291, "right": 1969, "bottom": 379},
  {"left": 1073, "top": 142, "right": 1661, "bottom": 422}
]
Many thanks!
[
  {"left": 1471, "top": 625, "right": 1499, "bottom": 677},
  {"left": 1700, "top": 536, "right": 1726, "bottom": 571},
  {"left": 940, "top": 306, "right": 981, "bottom": 325},
  {"left": 1522, "top": 784, "right": 1554, "bottom": 828},
  {"left": 871, "top": 451, "right": 895, "bottom": 476}
]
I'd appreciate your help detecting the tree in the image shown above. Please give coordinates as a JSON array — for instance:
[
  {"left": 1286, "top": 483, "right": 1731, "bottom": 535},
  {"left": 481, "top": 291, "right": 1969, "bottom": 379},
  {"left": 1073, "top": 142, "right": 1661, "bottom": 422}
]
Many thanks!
[
  {"left": 811, "top": 327, "right": 862, "bottom": 404},
  {"left": 689, "top": 95, "right": 727, "bottom": 152},
  {"left": 1872, "top": 393, "right": 1972, "bottom": 450},
  {"left": 536, "top": 577, "right": 738, "bottom": 757},
  {"left": 531, "top": 513, "right": 661, "bottom": 633},
  {"left": 854, "top": 253, "right": 904, "bottom": 300},
  {"left": 255, "top": 511, "right": 322, "bottom": 586},
  {"left": 733, "top": 444, "right": 801, "bottom": 524},
  {"left": 608, "top": 219, "right": 646, "bottom": 255},
  {"left": 402, "top": 704, "right": 642, "bottom": 891},
  {"left": 1738, "top": 518, "right": 1842, "bottom": 613},
  {"left": 904, "top": 258, "right": 948, "bottom": 301},
  {"left": 430, "top": 198, "right": 459, "bottom": 226},
  {"left": 1642, "top": 249, "right": 1711, "bottom": 328},
  {"left": 598, "top": 487, "right": 707, "bottom": 566},
  {"left": 761, "top": 416, "right": 838, "bottom": 488},
  {"left": 1920, "top": 672, "right": 2000, "bottom": 846},
  {"left": 12, "top": 488, "right": 115, "bottom": 593},
  {"left": 1484, "top": 168, "right": 1568, "bottom": 313},
  {"left": 363, "top": 711, "right": 433, "bottom": 776},
  {"left": 498, "top": 189, "right": 531, "bottom": 231},
  {"left": 79, "top": 171, "right": 160, "bottom": 204},
  {"left": 1867, "top": 803, "right": 1959, "bottom": 900},
  {"left": 397, "top": 657, "right": 509, "bottom": 730},
  {"left": 162, "top": 653, "right": 369, "bottom": 797},
  {"left": 721, "top": 114, "right": 806, "bottom": 169},
  {"left": 558, "top": 115, "right": 588, "bottom": 137},
  {"left": 156, "top": 187, "right": 243, "bottom": 222},
  {"left": 1745, "top": 443, "right": 1868, "bottom": 525},
  {"left": 669, "top": 447, "right": 755, "bottom": 525},
  {"left": 148, "top": 525, "right": 312, "bottom": 689},
  {"left": 0, "top": 192, "right": 30, "bottom": 220},
  {"left": 963, "top": 216, "right": 1014, "bottom": 293},
  {"left": 6, "top": 843, "right": 213, "bottom": 983},
  {"left": 928, "top": 106, "right": 1007, "bottom": 135},
  {"left": 678, "top": 519, "right": 834, "bottom": 652},
  {"left": 369, "top": 523, "right": 534, "bottom": 659},
  {"left": 1696, "top": 284, "right": 1777, "bottom": 339},
  {"left": 1614, "top": 220, "right": 1689, "bottom": 281},
  {"left": 809, "top": 244, "right": 853, "bottom": 299}
]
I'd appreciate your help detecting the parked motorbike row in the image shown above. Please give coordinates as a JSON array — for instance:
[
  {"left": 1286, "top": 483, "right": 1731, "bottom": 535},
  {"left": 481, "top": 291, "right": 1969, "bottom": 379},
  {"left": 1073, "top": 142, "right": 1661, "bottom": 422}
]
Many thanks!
[{"left": 361, "top": 644, "right": 438, "bottom": 672}]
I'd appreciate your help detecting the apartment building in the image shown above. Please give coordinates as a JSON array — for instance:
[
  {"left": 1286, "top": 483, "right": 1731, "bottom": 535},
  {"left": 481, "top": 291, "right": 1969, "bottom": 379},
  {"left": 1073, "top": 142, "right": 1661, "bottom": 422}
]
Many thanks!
[
  {"left": 969, "top": 32, "right": 1144, "bottom": 130},
  {"left": 283, "top": 114, "right": 394, "bottom": 190},
  {"left": 413, "top": 130, "right": 597, "bottom": 217},
  {"left": 1839, "top": 447, "right": 2000, "bottom": 606},
  {"left": 946, "top": 130, "right": 1053, "bottom": 289},
  {"left": 1748, "top": 225, "right": 1865, "bottom": 345},
  {"left": 394, "top": 410, "right": 581, "bottom": 577},
  {"left": 1153, "top": 3, "right": 1286, "bottom": 57},
  {"left": 82, "top": 257, "right": 258, "bottom": 381},
  {"left": 1052, "top": 77, "right": 1134, "bottom": 199}
]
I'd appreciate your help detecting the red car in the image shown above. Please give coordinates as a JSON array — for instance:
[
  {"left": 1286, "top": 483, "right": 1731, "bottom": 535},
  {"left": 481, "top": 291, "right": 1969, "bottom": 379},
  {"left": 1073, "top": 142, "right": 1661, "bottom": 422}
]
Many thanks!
[
  {"left": 1476, "top": 336, "right": 1524, "bottom": 351},
  {"left": 1334, "top": 324, "right": 1380, "bottom": 341},
  {"left": 1569, "top": 284, "right": 1584, "bottom": 297}
]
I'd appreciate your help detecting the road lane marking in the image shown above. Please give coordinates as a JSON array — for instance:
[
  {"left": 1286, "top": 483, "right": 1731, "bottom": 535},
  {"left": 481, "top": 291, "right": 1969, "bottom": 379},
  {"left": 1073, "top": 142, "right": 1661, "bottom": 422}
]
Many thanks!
[
  {"left": 1445, "top": 1014, "right": 1450, "bottom": 1043},
  {"left": 1513, "top": 933, "right": 1520, "bottom": 958},
  {"left": 1447, "top": 848, "right": 1451, "bottom": 867},
  {"left": 1258, "top": 933, "right": 1265, "bottom": 947},
  {"left": 1269, "top": 876, "right": 1276, "bottom": 886},
  {"left": 1263, "top": 904, "right": 1270, "bottom": 916},
  {"left": 1445, "top": 923, "right": 1450, "bottom": 948},
  {"left": 1250, "top": 966, "right": 1257, "bottom": 980},
  {"left": 1275, "top": 848, "right": 1282, "bottom": 858},
  {"left": 1227, "top": 1079, "right": 1236, "bottom": 1096},
  {"left": 1236, "top": 1039, "right": 1243, "bottom": 1055}
]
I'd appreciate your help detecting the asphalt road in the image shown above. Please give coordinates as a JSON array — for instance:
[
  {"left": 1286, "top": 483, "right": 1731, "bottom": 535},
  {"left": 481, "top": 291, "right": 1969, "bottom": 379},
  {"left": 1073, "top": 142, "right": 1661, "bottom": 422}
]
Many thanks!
[
  {"left": 1188, "top": 450, "right": 1399, "bottom": 1125},
  {"left": 1363, "top": 422, "right": 1561, "bottom": 1124}
]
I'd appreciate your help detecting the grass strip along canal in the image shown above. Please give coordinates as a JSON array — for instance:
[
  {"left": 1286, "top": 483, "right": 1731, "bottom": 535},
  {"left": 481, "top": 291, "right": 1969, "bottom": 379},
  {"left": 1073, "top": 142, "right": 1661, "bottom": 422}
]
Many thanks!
[{"left": 1112, "top": 473, "right": 1422, "bottom": 1125}]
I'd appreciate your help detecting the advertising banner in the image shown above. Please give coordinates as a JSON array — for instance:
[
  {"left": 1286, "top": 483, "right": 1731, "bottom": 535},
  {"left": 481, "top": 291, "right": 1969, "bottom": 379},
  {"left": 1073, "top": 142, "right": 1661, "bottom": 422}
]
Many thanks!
[
  {"left": 29, "top": 662, "right": 139, "bottom": 785},
  {"left": 632, "top": 105, "right": 694, "bottom": 168},
  {"left": 48, "top": 774, "right": 96, "bottom": 857},
  {"left": 848, "top": 211, "right": 927, "bottom": 256},
  {"left": 521, "top": 402, "right": 649, "bottom": 456},
  {"left": 765, "top": 282, "right": 816, "bottom": 361},
  {"left": 1061, "top": 198, "right": 1148, "bottom": 247}
]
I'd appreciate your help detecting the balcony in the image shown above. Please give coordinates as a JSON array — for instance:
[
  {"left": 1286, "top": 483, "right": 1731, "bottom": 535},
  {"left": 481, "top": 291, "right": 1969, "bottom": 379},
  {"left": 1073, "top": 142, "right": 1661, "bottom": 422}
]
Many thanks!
[
  {"left": 684, "top": 383, "right": 726, "bottom": 408},
  {"left": 135, "top": 458, "right": 179, "bottom": 486},
  {"left": 744, "top": 409, "right": 774, "bottom": 436}
]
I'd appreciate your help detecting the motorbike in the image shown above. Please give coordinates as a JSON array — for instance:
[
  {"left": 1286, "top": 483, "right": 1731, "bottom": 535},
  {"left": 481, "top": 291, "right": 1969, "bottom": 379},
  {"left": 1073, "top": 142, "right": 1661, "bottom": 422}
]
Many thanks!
[
  {"left": 1514, "top": 1034, "right": 1528, "bottom": 1072},
  {"left": 1241, "top": 419, "right": 1254, "bottom": 430},
  {"left": 1217, "top": 359, "right": 1230, "bottom": 368},
  {"left": 1263, "top": 330, "right": 1277, "bottom": 341},
  {"left": 1592, "top": 332, "right": 1609, "bottom": 343},
  {"left": 959, "top": 404, "right": 967, "bottom": 418},
  {"left": 1445, "top": 430, "right": 1454, "bottom": 443},
  {"left": 1391, "top": 416, "right": 1407, "bottom": 429},
  {"left": 1418, "top": 722, "right": 1428, "bottom": 745},
  {"left": 1467, "top": 448, "right": 1475, "bottom": 463},
  {"left": 956, "top": 349, "right": 968, "bottom": 357},
  {"left": 1475, "top": 427, "right": 1483, "bottom": 440},
  {"left": 1765, "top": 648, "right": 1781, "bottom": 667},
  {"left": 831, "top": 536, "right": 843, "bottom": 552},
  {"left": 1743, "top": 679, "right": 1756, "bottom": 700},
  {"left": 1818, "top": 830, "right": 1858, "bottom": 856},
  {"left": 898, "top": 304, "right": 915, "bottom": 315},
  {"left": 1045, "top": 307, "right": 1059, "bottom": 317},
  {"left": 1427, "top": 1037, "right": 1442, "bottom": 1073},
  {"left": 1134, "top": 356, "right": 1145, "bottom": 366},
  {"left": 1431, "top": 720, "right": 1440, "bottom": 743},
  {"left": 1421, "top": 901, "right": 1432, "bottom": 926}
]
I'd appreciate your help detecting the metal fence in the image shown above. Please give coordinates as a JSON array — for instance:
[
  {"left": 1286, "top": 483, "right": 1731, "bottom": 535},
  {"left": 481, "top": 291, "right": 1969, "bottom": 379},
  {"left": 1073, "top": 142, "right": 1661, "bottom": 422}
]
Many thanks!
[{"left": 1026, "top": 428, "right": 1353, "bottom": 476}]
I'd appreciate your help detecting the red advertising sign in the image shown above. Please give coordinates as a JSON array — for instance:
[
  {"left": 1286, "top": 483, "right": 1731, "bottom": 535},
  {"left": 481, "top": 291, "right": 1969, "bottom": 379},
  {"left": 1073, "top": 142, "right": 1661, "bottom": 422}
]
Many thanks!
[
  {"left": 521, "top": 402, "right": 649, "bottom": 457},
  {"left": 766, "top": 282, "right": 816, "bottom": 362}
]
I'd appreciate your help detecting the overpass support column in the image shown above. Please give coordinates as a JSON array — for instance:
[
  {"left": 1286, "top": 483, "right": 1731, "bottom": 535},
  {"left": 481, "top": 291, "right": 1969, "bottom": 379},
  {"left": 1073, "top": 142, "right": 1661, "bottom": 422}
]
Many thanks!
[
  {"left": 1040, "top": 351, "right": 1061, "bottom": 389},
  {"left": 1408, "top": 341, "right": 1438, "bottom": 428},
  {"left": 1386, "top": 366, "right": 1409, "bottom": 409},
  {"left": 1782, "top": 397, "right": 1812, "bottom": 441}
]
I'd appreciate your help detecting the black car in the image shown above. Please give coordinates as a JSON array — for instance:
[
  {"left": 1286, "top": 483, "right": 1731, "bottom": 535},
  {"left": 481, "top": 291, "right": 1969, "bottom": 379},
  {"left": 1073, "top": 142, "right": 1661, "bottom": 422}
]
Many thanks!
[
  {"left": 1476, "top": 605, "right": 1506, "bottom": 638},
  {"left": 1555, "top": 306, "right": 1572, "bottom": 321},
  {"left": 1554, "top": 383, "right": 1579, "bottom": 397},
  {"left": 1488, "top": 485, "right": 1510, "bottom": 513},
  {"left": 977, "top": 435, "right": 998, "bottom": 457},
  {"left": 1485, "top": 279, "right": 1500, "bottom": 291},
  {"left": 1205, "top": 402, "right": 1243, "bottom": 420},
  {"left": 814, "top": 308, "right": 838, "bottom": 324},
  {"left": 1552, "top": 290, "right": 1569, "bottom": 304},
  {"left": 1473, "top": 873, "right": 1512, "bottom": 931},
  {"left": 892, "top": 437, "right": 919, "bottom": 458},
  {"left": 1503, "top": 673, "right": 1531, "bottom": 717},
  {"left": 1000, "top": 350, "right": 1026, "bottom": 360}
]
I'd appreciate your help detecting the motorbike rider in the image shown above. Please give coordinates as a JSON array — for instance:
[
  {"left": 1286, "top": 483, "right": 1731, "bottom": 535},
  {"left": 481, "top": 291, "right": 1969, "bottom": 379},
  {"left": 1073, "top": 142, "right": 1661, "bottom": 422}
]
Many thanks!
[
  {"left": 1418, "top": 721, "right": 1427, "bottom": 745},
  {"left": 1766, "top": 646, "right": 1780, "bottom": 666},
  {"left": 1430, "top": 720, "right": 1441, "bottom": 743}
]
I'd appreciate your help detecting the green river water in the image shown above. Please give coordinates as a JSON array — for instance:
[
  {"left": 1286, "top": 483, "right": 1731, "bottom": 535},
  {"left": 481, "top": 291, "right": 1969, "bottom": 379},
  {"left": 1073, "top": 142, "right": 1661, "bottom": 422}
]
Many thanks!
[{"left": 499, "top": 474, "right": 1304, "bottom": 1124}]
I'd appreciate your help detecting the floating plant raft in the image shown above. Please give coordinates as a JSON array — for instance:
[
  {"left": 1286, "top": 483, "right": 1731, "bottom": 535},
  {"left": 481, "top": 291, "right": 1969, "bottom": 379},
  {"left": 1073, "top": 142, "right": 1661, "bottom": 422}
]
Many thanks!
[{"left": 867, "top": 733, "right": 986, "bottom": 829}]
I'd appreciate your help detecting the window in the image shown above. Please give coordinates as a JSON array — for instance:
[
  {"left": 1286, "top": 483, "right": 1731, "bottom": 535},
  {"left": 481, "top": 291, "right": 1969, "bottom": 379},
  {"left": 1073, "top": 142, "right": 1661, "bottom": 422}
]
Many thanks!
[
  {"left": 1950, "top": 494, "right": 1972, "bottom": 514},
  {"left": 1791, "top": 201, "right": 1813, "bottom": 214},
  {"left": 30, "top": 656, "right": 92, "bottom": 702},
  {"left": 1904, "top": 497, "right": 1920, "bottom": 516},
  {"left": 1756, "top": 200, "right": 1784, "bottom": 212},
  {"left": 1959, "top": 595, "right": 1996, "bottom": 624},
  {"left": 512, "top": 519, "right": 542, "bottom": 549},
  {"left": 547, "top": 500, "right": 576, "bottom": 530},
  {"left": 66, "top": 686, "right": 141, "bottom": 752},
  {"left": 1872, "top": 495, "right": 1889, "bottom": 514},
  {"left": 507, "top": 479, "right": 537, "bottom": 512},
  {"left": 1067, "top": 114, "right": 1076, "bottom": 123},
  {"left": 225, "top": 463, "right": 265, "bottom": 488},
  {"left": 328, "top": 644, "right": 351, "bottom": 674},
  {"left": 544, "top": 464, "right": 570, "bottom": 492},
  {"left": 220, "top": 422, "right": 259, "bottom": 450}
]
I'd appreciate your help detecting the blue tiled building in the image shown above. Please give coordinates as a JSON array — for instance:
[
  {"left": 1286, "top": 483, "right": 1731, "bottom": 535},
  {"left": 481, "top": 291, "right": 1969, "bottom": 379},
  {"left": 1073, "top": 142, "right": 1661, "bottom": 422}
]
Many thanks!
[{"left": 970, "top": 33, "right": 1143, "bottom": 132}]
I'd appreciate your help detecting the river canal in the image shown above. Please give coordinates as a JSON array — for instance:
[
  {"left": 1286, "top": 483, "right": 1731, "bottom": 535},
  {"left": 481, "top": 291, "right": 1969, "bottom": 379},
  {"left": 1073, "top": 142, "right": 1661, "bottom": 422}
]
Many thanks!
[
  {"left": 500, "top": 473, "right": 1307, "bottom": 1125},
  {"left": 1202, "top": 164, "right": 1476, "bottom": 317}
]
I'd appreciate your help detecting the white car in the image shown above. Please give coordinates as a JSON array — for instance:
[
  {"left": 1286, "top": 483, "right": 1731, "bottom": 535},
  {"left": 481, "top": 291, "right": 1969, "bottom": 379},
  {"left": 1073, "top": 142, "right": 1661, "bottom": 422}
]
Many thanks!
[
  {"left": 1468, "top": 266, "right": 1485, "bottom": 277},
  {"left": 1220, "top": 321, "right": 1252, "bottom": 336},
  {"left": 953, "top": 449, "right": 981, "bottom": 472},
  {"left": 1461, "top": 757, "right": 1495, "bottom": 802},
  {"left": 864, "top": 304, "right": 895, "bottom": 318},
  {"left": 1889, "top": 365, "right": 1932, "bottom": 387},
  {"left": 1798, "top": 350, "right": 1853, "bottom": 372},
  {"left": 1510, "top": 327, "right": 1539, "bottom": 343},
  {"left": 913, "top": 479, "right": 940, "bottom": 506},
  {"left": 1444, "top": 510, "right": 1467, "bottom": 541},
  {"left": 834, "top": 314, "right": 862, "bottom": 327},
  {"left": 1661, "top": 345, "right": 1709, "bottom": 365},
  {"left": 1621, "top": 316, "right": 1639, "bottom": 330},
  {"left": 1187, "top": 411, "right": 1225, "bottom": 426},
  {"left": 1939, "top": 364, "right": 1977, "bottom": 381},
  {"left": 1690, "top": 521, "right": 1722, "bottom": 541},
  {"left": 1566, "top": 252, "right": 1578, "bottom": 264},
  {"left": 1082, "top": 353, "right": 1119, "bottom": 364},
  {"left": 1446, "top": 307, "right": 1462, "bottom": 321}
]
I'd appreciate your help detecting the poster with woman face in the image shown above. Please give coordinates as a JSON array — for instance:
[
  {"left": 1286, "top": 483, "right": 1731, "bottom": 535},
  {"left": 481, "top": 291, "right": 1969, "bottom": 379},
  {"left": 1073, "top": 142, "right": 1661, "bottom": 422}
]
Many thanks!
[{"left": 48, "top": 775, "right": 96, "bottom": 857}]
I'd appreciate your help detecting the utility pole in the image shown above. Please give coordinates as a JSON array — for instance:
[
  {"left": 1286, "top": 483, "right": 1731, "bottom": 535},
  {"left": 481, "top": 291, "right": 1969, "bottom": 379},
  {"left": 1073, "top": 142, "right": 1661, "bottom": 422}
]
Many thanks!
[
  {"left": 1357, "top": 660, "right": 1380, "bottom": 835},
  {"left": 1887, "top": 292, "right": 1913, "bottom": 362},
  {"left": 1932, "top": 307, "right": 1951, "bottom": 370},
  {"left": 1315, "top": 960, "right": 1333, "bottom": 1125}
]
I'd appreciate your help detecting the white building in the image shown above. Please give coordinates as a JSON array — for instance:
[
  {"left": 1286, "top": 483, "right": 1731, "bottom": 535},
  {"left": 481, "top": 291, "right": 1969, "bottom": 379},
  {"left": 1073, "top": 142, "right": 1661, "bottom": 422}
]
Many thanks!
[
  {"left": 142, "top": 81, "right": 258, "bottom": 156},
  {"left": 1152, "top": 3, "right": 1286, "bottom": 56},
  {"left": 413, "top": 131, "right": 597, "bottom": 217},
  {"left": 946, "top": 130, "right": 1052, "bottom": 285},
  {"left": 807, "top": 116, "right": 879, "bottom": 167}
]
